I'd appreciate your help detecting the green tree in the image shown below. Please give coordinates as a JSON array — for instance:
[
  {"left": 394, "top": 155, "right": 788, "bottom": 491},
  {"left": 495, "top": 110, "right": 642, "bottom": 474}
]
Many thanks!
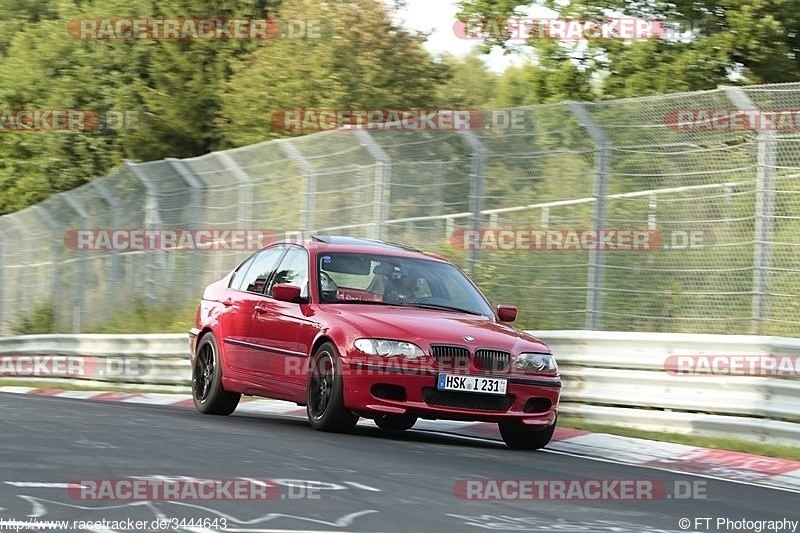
[
  {"left": 0, "top": 0, "right": 59, "bottom": 54},
  {"left": 0, "top": 0, "right": 277, "bottom": 213},
  {"left": 0, "top": 11, "right": 131, "bottom": 212},
  {"left": 115, "top": 0, "right": 278, "bottom": 160},
  {"left": 221, "top": 0, "right": 449, "bottom": 145},
  {"left": 435, "top": 51, "right": 498, "bottom": 108},
  {"left": 458, "top": 0, "right": 800, "bottom": 98},
  {"left": 493, "top": 60, "right": 591, "bottom": 106}
]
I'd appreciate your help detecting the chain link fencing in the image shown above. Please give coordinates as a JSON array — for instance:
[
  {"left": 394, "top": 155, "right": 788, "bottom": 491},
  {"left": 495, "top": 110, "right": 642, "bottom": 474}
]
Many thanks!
[{"left": 1, "top": 82, "right": 799, "bottom": 335}]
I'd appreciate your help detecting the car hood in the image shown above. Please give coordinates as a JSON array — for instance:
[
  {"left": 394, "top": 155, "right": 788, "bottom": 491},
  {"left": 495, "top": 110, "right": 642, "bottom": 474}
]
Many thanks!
[{"left": 319, "top": 305, "right": 550, "bottom": 353}]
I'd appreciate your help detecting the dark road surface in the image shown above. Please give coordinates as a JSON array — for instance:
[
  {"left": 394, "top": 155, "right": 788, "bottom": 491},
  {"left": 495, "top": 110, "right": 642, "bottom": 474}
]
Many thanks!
[{"left": 1, "top": 392, "right": 798, "bottom": 532}]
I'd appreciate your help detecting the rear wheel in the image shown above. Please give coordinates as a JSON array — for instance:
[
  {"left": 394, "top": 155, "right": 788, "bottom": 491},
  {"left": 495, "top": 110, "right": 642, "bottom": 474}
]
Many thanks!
[
  {"left": 498, "top": 419, "right": 556, "bottom": 450},
  {"left": 307, "top": 342, "right": 358, "bottom": 432},
  {"left": 373, "top": 413, "right": 418, "bottom": 431},
  {"left": 192, "top": 333, "right": 240, "bottom": 415}
]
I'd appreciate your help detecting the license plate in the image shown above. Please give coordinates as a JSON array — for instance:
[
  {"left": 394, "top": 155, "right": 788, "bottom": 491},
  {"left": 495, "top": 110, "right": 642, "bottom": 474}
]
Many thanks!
[{"left": 437, "top": 373, "right": 507, "bottom": 395}]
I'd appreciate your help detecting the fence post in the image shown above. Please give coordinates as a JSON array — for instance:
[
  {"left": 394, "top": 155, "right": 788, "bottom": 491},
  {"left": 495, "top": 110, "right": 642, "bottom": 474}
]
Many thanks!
[
  {"left": 0, "top": 222, "right": 5, "bottom": 333},
  {"left": 721, "top": 86, "right": 775, "bottom": 334},
  {"left": 458, "top": 130, "right": 487, "bottom": 278},
  {"left": 353, "top": 130, "right": 391, "bottom": 241},
  {"left": 432, "top": 162, "right": 445, "bottom": 215},
  {"left": 31, "top": 205, "right": 63, "bottom": 329},
  {"left": 166, "top": 158, "right": 206, "bottom": 292},
  {"left": 279, "top": 141, "right": 316, "bottom": 237},
  {"left": 752, "top": 133, "right": 777, "bottom": 334},
  {"left": 62, "top": 193, "right": 90, "bottom": 333},
  {"left": 165, "top": 159, "right": 205, "bottom": 215},
  {"left": 3, "top": 217, "right": 29, "bottom": 324},
  {"left": 214, "top": 151, "right": 253, "bottom": 232},
  {"left": 567, "top": 101, "right": 610, "bottom": 331},
  {"left": 125, "top": 160, "right": 160, "bottom": 304},
  {"left": 92, "top": 180, "right": 121, "bottom": 320}
]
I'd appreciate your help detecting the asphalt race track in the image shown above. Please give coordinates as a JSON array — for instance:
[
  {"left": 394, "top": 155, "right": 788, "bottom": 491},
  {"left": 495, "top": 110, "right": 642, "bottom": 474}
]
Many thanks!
[{"left": 1, "top": 392, "right": 798, "bottom": 533}]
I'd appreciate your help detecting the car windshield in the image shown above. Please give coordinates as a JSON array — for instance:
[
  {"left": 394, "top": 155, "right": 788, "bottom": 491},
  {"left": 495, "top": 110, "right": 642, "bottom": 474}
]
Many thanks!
[{"left": 317, "top": 252, "right": 494, "bottom": 317}]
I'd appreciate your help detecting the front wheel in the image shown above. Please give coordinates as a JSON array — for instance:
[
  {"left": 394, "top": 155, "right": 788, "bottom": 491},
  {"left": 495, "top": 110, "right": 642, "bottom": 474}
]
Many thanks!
[
  {"left": 306, "top": 342, "right": 358, "bottom": 432},
  {"left": 498, "top": 419, "right": 556, "bottom": 450},
  {"left": 373, "top": 413, "right": 418, "bottom": 431},
  {"left": 192, "top": 333, "right": 240, "bottom": 415}
]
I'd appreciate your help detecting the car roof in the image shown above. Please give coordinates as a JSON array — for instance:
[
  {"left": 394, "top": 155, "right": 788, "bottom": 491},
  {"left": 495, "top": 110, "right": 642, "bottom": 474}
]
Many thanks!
[{"left": 275, "top": 235, "right": 449, "bottom": 262}]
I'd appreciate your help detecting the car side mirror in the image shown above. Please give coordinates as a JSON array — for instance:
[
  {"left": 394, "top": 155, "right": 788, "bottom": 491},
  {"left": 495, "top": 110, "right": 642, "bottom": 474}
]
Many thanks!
[
  {"left": 497, "top": 305, "right": 517, "bottom": 322},
  {"left": 273, "top": 283, "right": 303, "bottom": 303}
]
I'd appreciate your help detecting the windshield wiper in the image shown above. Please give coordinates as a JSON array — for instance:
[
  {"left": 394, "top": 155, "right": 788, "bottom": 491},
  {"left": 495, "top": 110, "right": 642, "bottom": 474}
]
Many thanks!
[
  {"left": 328, "top": 300, "right": 482, "bottom": 315},
  {"left": 406, "top": 303, "right": 483, "bottom": 316},
  {"left": 329, "top": 300, "right": 404, "bottom": 306}
]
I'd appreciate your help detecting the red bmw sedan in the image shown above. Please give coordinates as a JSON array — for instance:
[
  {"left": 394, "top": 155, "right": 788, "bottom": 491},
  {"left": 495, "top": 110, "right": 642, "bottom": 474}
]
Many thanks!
[{"left": 189, "top": 236, "right": 560, "bottom": 449}]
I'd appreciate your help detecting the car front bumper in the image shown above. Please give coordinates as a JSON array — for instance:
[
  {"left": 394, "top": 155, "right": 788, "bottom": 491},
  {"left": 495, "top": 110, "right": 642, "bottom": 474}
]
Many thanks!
[{"left": 342, "top": 362, "right": 560, "bottom": 426}]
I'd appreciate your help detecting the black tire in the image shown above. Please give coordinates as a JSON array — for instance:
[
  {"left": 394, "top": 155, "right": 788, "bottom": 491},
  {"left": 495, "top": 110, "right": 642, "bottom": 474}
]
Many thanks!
[
  {"left": 373, "top": 413, "right": 418, "bottom": 431},
  {"left": 499, "top": 419, "right": 556, "bottom": 450},
  {"left": 306, "top": 342, "right": 358, "bottom": 432},
  {"left": 192, "top": 333, "right": 240, "bottom": 415}
]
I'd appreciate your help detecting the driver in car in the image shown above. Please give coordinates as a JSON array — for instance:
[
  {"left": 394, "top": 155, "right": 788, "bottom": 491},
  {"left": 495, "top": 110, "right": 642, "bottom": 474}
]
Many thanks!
[{"left": 381, "top": 265, "right": 420, "bottom": 304}]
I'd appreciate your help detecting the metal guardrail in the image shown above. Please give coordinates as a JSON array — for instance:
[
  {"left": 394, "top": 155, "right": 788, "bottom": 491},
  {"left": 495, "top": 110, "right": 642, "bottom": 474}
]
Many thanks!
[
  {"left": 541, "top": 331, "right": 800, "bottom": 446},
  {"left": 0, "top": 334, "right": 191, "bottom": 390},
  {"left": 0, "top": 331, "right": 797, "bottom": 446}
]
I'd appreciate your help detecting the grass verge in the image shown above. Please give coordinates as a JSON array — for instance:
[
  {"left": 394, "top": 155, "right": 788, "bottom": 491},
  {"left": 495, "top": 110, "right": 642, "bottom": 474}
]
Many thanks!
[
  {"left": 87, "top": 301, "right": 197, "bottom": 333},
  {"left": 0, "top": 378, "right": 190, "bottom": 395},
  {"left": 558, "top": 415, "right": 800, "bottom": 461}
]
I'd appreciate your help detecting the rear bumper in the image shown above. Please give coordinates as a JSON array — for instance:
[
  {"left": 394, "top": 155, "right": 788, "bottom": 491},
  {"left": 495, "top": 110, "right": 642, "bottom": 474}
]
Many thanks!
[{"left": 342, "top": 362, "right": 560, "bottom": 426}]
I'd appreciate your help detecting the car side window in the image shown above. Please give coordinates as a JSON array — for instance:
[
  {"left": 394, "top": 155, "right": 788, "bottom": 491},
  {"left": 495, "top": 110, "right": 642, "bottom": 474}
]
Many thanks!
[
  {"left": 268, "top": 246, "right": 309, "bottom": 298},
  {"left": 229, "top": 255, "right": 257, "bottom": 291},
  {"left": 238, "top": 246, "right": 285, "bottom": 295}
]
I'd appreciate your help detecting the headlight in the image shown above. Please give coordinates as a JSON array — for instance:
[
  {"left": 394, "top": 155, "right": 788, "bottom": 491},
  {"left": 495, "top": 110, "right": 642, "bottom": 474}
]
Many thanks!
[
  {"left": 514, "top": 353, "right": 558, "bottom": 373},
  {"left": 354, "top": 339, "right": 425, "bottom": 359}
]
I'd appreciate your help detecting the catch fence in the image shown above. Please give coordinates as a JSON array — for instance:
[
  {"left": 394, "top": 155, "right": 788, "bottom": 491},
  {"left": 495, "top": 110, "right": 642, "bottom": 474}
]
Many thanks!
[{"left": 2, "top": 82, "right": 800, "bottom": 335}]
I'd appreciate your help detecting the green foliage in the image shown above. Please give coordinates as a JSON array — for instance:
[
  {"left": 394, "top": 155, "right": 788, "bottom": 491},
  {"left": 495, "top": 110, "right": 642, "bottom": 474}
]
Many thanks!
[
  {"left": 13, "top": 301, "right": 56, "bottom": 335},
  {"left": 220, "top": 0, "right": 448, "bottom": 145},
  {"left": 458, "top": 0, "right": 800, "bottom": 98},
  {"left": 88, "top": 299, "right": 197, "bottom": 333},
  {"left": 0, "top": 0, "right": 450, "bottom": 214},
  {"left": 435, "top": 51, "right": 499, "bottom": 108},
  {"left": 6, "top": 0, "right": 796, "bottom": 216}
]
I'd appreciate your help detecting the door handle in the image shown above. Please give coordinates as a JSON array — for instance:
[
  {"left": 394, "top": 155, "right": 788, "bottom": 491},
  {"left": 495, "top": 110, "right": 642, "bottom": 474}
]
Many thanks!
[
  {"left": 222, "top": 298, "right": 234, "bottom": 307},
  {"left": 254, "top": 305, "right": 268, "bottom": 314}
]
